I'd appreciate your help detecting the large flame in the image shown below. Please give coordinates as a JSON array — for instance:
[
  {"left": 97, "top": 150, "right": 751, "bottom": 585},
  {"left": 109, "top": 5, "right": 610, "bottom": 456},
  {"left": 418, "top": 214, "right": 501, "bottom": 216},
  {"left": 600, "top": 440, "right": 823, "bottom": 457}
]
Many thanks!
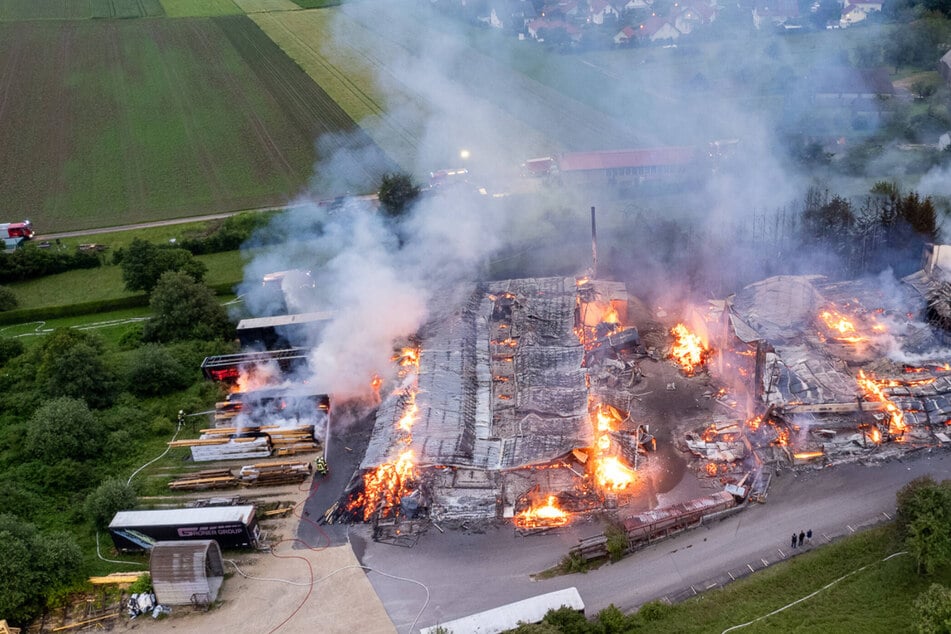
[
  {"left": 595, "top": 456, "right": 637, "bottom": 491},
  {"left": 590, "top": 403, "right": 637, "bottom": 492},
  {"left": 514, "top": 495, "right": 569, "bottom": 529},
  {"left": 347, "top": 449, "right": 418, "bottom": 522},
  {"left": 348, "top": 345, "right": 421, "bottom": 521},
  {"left": 670, "top": 323, "right": 711, "bottom": 376},
  {"left": 857, "top": 370, "right": 905, "bottom": 436}
]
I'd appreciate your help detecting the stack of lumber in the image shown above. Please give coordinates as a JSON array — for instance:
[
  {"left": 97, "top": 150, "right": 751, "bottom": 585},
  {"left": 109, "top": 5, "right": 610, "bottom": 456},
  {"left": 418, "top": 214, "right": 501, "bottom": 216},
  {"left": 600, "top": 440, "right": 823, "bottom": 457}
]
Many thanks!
[
  {"left": 238, "top": 461, "right": 312, "bottom": 486},
  {"left": 168, "top": 469, "right": 238, "bottom": 490}
]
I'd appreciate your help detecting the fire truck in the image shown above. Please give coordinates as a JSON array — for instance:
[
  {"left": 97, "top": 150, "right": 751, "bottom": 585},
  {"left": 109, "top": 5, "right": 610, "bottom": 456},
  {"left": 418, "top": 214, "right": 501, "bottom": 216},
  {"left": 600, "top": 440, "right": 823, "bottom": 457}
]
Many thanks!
[{"left": 1, "top": 220, "right": 34, "bottom": 240}]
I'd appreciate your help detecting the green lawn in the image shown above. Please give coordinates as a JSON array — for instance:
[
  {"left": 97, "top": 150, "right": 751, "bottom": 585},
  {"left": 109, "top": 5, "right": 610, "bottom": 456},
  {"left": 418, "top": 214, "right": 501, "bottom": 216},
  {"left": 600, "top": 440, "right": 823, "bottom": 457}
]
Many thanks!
[
  {"left": 580, "top": 525, "right": 950, "bottom": 633},
  {"left": 6, "top": 249, "right": 245, "bottom": 312}
]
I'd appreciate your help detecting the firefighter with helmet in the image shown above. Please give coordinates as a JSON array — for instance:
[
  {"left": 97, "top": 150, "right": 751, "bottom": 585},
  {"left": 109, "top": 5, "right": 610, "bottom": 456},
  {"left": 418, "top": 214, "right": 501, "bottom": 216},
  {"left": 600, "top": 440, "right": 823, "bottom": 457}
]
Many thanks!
[{"left": 314, "top": 455, "right": 328, "bottom": 476}]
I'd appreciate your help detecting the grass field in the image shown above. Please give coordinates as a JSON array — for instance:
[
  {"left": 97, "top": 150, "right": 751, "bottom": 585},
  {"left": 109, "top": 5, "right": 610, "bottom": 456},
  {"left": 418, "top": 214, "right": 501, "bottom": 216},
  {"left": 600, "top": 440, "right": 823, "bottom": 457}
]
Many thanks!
[
  {"left": 623, "top": 525, "right": 951, "bottom": 633},
  {"left": 232, "top": 0, "right": 298, "bottom": 12},
  {"left": 0, "top": 0, "right": 166, "bottom": 20},
  {"left": 0, "top": 15, "right": 392, "bottom": 232},
  {"left": 6, "top": 249, "right": 245, "bottom": 311},
  {"left": 159, "top": 0, "right": 240, "bottom": 16}
]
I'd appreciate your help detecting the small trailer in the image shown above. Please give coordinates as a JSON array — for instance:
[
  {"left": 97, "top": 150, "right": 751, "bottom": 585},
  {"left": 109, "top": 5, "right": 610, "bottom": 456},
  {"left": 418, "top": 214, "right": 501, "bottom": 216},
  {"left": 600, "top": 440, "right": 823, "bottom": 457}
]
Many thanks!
[{"left": 108, "top": 505, "right": 260, "bottom": 552}]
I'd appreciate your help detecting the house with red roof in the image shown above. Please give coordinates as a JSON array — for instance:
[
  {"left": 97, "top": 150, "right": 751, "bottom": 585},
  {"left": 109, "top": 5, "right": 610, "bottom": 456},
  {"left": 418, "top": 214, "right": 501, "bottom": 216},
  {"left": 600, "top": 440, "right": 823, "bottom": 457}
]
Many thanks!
[
  {"left": 636, "top": 15, "right": 681, "bottom": 41},
  {"left": 527, "top": 17, "right": 583, "bottom": 40},
  {"left": 614, "top": 24, "right": 637, "bottom": 44}
]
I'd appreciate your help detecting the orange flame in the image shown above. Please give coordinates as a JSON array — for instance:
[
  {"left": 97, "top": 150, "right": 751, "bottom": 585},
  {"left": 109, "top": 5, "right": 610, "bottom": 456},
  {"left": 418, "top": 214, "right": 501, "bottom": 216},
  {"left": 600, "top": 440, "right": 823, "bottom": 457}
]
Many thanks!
[
  {"left": 595, "top": 456, "right": 637, "bottom": 491},
  {"left": 857, "top": 370, "right": 905, "bottom": 436},
  {"left": 515, "top": 495, "right": 569, "bottom": 529},
  {"left": 818, "top": 309, "right": 865, "bottom": 343},
  {"left": 704, "top": 462, "right": 718, "bottom": 476},
  {"left": 670, "top": 323, "right": 712, "bottom": 376},
  {"left": 793, "top": 451, "right": 824, "bottom": 460},
  {"left": 867, "top": 427, "right": 882, "bottom": 444},
  {"left": 347, "top": 450, "right": 417, "bottom": 522}
]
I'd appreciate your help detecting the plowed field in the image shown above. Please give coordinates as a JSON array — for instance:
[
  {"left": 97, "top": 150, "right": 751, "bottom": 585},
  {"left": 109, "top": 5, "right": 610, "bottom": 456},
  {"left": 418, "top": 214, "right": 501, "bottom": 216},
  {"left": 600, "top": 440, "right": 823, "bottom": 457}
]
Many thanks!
[{"left": 0, "top": 16, "right": 393, "bottom": 231}]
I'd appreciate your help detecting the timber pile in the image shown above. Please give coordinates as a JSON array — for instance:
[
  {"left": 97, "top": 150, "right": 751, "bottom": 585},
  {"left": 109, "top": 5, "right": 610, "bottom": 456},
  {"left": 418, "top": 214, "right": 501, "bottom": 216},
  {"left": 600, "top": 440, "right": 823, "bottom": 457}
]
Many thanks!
[
  {"left": 168, "top": 461, "right": 313, "bottom": 490},
  {"left": 238, "top": 461, "right": 312, "bottom": 486},
  {"left": 169, "top": 469, "right": 238, "bottom": 490}
]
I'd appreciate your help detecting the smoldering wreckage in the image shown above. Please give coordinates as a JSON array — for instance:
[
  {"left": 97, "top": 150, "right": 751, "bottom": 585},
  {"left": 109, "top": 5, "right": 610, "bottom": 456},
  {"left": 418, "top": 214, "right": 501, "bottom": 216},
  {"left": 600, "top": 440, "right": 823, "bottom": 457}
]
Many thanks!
[
  {"left": 188, "top": 243, "right": 951, "bottom": 548},
  {"left": 78, "top": 240, "right": 951, "bottom": 630}
]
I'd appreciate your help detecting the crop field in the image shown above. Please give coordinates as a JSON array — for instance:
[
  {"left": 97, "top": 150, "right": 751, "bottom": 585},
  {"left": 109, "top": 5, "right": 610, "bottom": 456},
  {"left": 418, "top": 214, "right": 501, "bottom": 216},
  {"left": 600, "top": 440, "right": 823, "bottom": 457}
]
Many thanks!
[
  {"left": 0, "top": 0, "right": 165, "bottom": 20},
  {"left": 159, "top": 0, "right": 240, "bottom": 17},
  {"left": 253, "top": 6, "right": 629, "bottom": 171},
  {"left": 232, "top": 0, "right": 298, "bottom": 12},
  {"left": 0, "top": 16, "right": 393, "bottom": 232}
]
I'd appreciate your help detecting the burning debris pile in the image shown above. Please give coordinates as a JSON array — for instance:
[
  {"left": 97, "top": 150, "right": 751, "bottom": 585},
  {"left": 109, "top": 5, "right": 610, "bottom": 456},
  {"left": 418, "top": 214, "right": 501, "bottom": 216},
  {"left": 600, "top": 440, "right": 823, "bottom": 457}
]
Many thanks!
[
  {"left": 190, "top": 351, "right": 331, "bottom": 463},
  {"left": 691, "top": 271, "right": 951, "bottom": 477},
  {"left": 333, "top": 276, "right": 650, "bottom": 531}
]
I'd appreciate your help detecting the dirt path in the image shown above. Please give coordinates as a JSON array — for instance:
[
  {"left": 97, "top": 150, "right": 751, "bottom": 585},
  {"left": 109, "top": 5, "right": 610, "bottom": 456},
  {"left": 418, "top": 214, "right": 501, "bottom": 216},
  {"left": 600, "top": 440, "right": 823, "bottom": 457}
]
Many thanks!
[{"left": 116, "top": 482, "right": 396, "bottom": 634}]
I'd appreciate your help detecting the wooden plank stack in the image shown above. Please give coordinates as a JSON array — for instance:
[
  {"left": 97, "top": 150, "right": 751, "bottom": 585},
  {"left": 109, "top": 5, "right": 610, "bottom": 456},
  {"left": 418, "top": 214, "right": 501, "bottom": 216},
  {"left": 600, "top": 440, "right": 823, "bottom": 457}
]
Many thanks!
[{"left": 238, "top": 461, "right": 313, "bottom": 486}]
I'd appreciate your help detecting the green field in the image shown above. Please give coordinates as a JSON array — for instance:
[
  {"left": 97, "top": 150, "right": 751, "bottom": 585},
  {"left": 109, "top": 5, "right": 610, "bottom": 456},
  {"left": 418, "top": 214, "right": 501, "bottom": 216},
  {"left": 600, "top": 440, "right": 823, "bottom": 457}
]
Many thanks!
[
  {"left": 159, "top": 0, "right": 241, "bottom": 16},
  {"left": 0, "top": 15, "right": 392, "bottom": 232},
  {"left": 0, "top": 0, "right": 166, "bottom": 20}
]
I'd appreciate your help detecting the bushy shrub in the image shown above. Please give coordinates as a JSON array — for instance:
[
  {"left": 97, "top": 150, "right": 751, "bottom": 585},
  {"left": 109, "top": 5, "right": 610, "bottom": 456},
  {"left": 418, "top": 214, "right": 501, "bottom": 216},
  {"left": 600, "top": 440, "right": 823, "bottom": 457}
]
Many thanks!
[{"left": 0, "top": 286, "right": 18, "bottom": 311}]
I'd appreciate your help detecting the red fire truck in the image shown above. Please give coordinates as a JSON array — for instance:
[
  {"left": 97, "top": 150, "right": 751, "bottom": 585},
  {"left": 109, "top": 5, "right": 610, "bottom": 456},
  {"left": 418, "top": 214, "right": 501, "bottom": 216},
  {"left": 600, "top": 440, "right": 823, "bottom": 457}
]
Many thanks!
[{"left": 1, "top": 220, "right": 34, "bottom": 240}]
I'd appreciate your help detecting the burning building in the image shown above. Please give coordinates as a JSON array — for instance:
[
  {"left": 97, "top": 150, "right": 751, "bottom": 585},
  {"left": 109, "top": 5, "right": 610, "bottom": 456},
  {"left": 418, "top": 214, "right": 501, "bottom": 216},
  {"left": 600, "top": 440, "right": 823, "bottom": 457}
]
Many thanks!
[
  {"left": 706, "top": 268, "right": 951, "bottom": 470},
  {"left": 340, "top": 276, "right": 647, "bottom": 528}
]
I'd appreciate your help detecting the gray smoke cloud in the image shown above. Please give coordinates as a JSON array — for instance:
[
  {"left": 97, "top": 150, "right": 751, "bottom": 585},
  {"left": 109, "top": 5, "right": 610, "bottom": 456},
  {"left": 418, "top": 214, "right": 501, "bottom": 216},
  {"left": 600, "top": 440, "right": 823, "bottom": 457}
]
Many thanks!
[{"left": 236, "top": 2, "right": 942, "bottom": 400}]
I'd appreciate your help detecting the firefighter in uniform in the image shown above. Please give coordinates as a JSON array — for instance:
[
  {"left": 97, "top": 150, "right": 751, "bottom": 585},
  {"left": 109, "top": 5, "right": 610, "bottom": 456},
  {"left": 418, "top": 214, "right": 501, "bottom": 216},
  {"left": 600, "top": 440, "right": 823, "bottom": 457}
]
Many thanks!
[{"left": 314, "top": 455, "right": 328, "bottom": 476}]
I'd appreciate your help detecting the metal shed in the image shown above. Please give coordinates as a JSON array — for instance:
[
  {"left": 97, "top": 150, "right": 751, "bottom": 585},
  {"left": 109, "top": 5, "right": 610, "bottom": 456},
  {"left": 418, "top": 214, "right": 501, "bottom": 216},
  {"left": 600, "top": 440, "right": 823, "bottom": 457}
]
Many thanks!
[{"left": 149, "top": 540, "right": 225, "bottom": 606}]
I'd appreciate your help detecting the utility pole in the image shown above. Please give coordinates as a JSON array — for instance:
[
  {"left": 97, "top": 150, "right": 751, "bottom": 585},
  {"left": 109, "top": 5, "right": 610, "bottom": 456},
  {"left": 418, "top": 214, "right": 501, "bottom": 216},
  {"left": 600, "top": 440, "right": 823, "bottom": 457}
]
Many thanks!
[{"left": 591, "top": 206, "right": 598, "bottom": 278}]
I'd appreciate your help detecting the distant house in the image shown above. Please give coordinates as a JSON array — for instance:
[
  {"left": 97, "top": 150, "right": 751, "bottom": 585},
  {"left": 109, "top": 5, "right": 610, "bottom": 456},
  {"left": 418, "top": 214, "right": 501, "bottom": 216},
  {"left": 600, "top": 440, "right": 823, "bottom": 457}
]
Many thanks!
[
  {"left": 617, "top": 0, "right": 652, "bottom": 9},
  {"left": 674, "top": 1, "right": 715, "bottom": 34},
  {"left": 636, "top": 15, "right": 681, "bottom": 41},
  {"left": 527, "top": 17, "right": 583, "bottom": 40},
  {"left": 939, "top": 49, "right": 951, "bottom": 88},
  {"left": 540, "top": 0, "right": 582, "bottom": 19},
  {"left": 752, "top": 0, "right": 799, "bottom": 29},
  {"left": 614, "top": 24, "right": 637, "bottom": 43},
  {"left": 482, "top": 0, "right": 537, "bottom": 30},
  {"left": 587, "top": 0, "right": 620, "bottom": 23},
  {"left": 839, "top": 3, "right": 869, "bottom": 26}
]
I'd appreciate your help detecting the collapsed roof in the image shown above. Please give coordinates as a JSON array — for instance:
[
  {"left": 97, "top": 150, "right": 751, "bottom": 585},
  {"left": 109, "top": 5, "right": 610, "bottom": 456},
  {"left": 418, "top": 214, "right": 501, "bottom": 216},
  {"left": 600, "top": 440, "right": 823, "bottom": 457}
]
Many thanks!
[{"left": 362, "top": 277, "right": 628, "bottom": 471}]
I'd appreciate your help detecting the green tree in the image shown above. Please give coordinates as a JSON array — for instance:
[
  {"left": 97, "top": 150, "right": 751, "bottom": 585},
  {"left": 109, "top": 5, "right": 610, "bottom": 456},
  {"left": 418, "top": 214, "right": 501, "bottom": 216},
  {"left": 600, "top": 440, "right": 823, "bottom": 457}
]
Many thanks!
[
  {"left": 896, "top": 476, "right": 951, "bottom": 575},
  {"left": 84, "top": 478, "right": 137, "bottom": 531},
  {"left": 120, "top": 238, "right": 207, "bottom": 294},
  {"left": 125, "top": 344, "right": 193, "bottom": 396},
  {"left": 25, "top": 397, "right": 103, "bottom": 463},
  {"left": 0, "top": 285, "right": 18, "bottom": 311},
  {"left": 0, "top": 337, "right": 24, "bottom": 365},
  {"left": 37, "top": 329, "right": 118, "bottom": 409},
  {"left": 914, "top": 583, "right": 951, "bottom": 634},
  {"left": 143, "top": 271, "right": 234, "bottom": 343},
  {"left": 0, "top": 514, "right": 82, "bottom": 626},
  {"left": 378, "top": 172, "right": 422, "bottom": 218}
]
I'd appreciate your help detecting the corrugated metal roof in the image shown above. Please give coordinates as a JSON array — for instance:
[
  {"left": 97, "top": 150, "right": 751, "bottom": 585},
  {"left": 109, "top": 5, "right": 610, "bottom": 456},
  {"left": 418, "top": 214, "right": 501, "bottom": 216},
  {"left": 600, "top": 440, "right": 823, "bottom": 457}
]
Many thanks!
[
  {"left": 362, "top": 277, "right": 618, "bottom": 470},
  {"left": 236, "top": 311, "right": 333, "bottom": 330},
  {"left": 110, "top": 506, "right": 255, "bottom": 529},
  {"left": 150, "top": 540, "right": 224, "bottom": 606},
  {"left": 419, "top": 587, "right": 584, "bottom": 634}
]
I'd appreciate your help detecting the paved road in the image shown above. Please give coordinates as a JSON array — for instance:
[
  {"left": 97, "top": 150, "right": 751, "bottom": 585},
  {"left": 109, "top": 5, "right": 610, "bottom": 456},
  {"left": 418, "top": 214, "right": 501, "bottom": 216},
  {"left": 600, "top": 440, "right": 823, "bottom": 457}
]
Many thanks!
[
  {"left": 355, "top": 449, "right": 950, "bottom": 633},
  {"left": 32, "top": 204, "right": 305, "bottom": 241}
]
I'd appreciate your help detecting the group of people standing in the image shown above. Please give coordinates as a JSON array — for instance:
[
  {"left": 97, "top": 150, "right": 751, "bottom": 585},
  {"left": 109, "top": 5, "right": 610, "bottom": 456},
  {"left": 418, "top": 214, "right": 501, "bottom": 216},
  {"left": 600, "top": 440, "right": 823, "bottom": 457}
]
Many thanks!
[{"left": 790, "top": 529, "right": 813, "bottom": 548}]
